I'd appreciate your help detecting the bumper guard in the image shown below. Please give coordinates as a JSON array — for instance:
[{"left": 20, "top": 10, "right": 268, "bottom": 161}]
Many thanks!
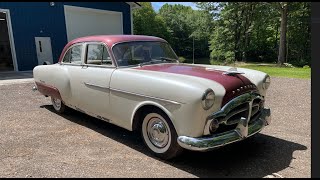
[{"left": 177, "top": 107, "right": 271, "bottom": 151}]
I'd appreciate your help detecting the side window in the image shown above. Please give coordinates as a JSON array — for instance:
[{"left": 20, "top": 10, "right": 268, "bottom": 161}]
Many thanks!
[
  {"left": 62, "top": 44, "right": 83, "bottom": 64},
  {"left": 70, "top": 45, "right": 82, "bottom": 64},
  {"left": 62, "top": 49, "right": 71, "bottom": 63},
  {"left": 86, "top": 44, "right": 112, "bottom": 65}
]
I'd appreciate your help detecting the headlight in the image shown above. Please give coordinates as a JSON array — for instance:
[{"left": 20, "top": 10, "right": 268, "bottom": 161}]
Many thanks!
[
  {"left": 202, "top": 89, "right": 215, "bottom": 110},
  {"left": 262, "top": 75, "right": 271, "bottom": 89}
]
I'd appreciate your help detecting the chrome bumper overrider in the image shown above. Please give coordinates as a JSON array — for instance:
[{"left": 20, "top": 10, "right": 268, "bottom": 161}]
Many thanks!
[
  {"left": 32, "top": 86, "right": 38, "bottom": 91},
  {"left": 177, "top": 92, "right": 271, "bottom": 151}
]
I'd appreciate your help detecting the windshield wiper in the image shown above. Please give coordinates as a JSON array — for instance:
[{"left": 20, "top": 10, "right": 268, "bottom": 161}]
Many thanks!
[
  {"left": 138, "top": 60, "right": 159, "bottom": 67},
  {"left": 158, "top": 57, "right": 179, "bottom": 63},
  {"left": 137, "top": 58, "right": 179, "bottom": 67}
]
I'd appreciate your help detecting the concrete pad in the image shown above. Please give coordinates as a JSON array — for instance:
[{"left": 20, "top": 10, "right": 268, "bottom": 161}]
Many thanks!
[{"left": 0, "top": 71, "right": 34, "bottom": 86}]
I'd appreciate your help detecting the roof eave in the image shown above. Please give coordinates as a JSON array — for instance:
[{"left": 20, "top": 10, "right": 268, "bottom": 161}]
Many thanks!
[{"left": 126, "top": 2, "right": 142, "bottom": 9}]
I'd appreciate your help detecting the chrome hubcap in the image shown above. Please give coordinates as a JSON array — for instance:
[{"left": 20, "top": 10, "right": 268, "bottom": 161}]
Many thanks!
[
  {"left": 52, "top": 98, "right": 61, "bottom": 109},
  {"left": 147, "top": 118, "right": 169, "bottom": 148}
]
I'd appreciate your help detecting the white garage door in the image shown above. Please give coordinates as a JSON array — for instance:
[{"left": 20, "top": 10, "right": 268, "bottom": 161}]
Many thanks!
[{"left": 64, "top": 5, "right": 123, "bottom": 42}]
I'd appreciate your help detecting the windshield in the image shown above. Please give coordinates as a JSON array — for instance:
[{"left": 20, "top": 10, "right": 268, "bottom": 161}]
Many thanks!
[{"left": 112, "top": 41, "right": 178, "bottom": 67}]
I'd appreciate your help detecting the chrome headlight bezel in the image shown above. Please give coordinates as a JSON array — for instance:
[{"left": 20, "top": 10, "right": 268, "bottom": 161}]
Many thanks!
[
  {"left": 202, "top": 89, "right": 215, "bottom": 110},
  {"left": 262, "top": 75, "right": 271, "bottom": 90}
]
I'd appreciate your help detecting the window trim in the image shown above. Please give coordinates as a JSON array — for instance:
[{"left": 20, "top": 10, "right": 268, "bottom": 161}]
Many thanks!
[
  {"left": 83, "top": 42, "right": 116, "bottom": 68},
  {"left": 60, "top": 42, "right": 85, "bottom": 66},
  {"left": 111, "top": 40, "right": 179, "bottom": 68}
]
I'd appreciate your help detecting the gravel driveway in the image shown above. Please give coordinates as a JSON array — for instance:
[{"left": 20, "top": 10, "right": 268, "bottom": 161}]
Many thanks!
[{"left": 0, "top": 77, "right": 311, "bottom": 178}]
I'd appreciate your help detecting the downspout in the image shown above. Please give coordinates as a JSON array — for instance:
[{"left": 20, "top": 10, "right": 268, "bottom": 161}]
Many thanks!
[{"left": 131, "top": 7, "right": 134, "bottom": 35}]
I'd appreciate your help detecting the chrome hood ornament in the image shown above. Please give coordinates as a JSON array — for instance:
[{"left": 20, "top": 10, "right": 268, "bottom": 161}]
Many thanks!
[{"left": 223, "top": 67, "right": 245, "bottom": 76}]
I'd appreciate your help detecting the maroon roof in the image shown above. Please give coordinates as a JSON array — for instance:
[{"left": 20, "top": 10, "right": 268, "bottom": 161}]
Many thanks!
[
  {"left": 58, "top": 35, "right": 167, "bottom": 62},
  {"left": 68, "top": 35, "right": 167, "bottom": 47}
]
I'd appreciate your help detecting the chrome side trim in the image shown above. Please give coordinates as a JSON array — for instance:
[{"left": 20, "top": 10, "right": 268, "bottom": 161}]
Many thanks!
[
  {"left": 84, "top": 82, "right": 109, "bottom": 90},
  {"left": 110, "top": 88, "right": 183, "bottom": 105}
]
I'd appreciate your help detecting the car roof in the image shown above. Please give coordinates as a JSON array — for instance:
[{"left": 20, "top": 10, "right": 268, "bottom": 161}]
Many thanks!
[
  {"left": 68, "top": 35, "right": 168, "bottom": 47},
  {"left": 58, "top": 35, "right": 169, "bottom": 62}
]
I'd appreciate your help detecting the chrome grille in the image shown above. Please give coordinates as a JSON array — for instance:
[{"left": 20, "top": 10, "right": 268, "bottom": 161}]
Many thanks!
[
  {"left": 218, "top": 99, "right": 263, "bottom": 125},
  {"left": 204, "top": 92, "right": 265, "bottom": 135}
]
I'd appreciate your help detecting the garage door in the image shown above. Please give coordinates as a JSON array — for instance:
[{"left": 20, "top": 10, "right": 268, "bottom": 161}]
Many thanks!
[{"left": 64, "top": 5, "right": 123, "bottom": 42}]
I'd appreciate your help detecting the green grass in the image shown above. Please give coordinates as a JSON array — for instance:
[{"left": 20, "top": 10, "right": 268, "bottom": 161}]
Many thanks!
[
  {"left": 237, "top": 64, "right": 311, "bottom": 79},
  {"left": 180, "top": 57, "right": 310, "bottom": 79}
]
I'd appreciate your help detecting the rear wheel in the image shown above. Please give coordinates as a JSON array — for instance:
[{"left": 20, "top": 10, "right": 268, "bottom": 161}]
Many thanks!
[
  {"left": 141, "top": 109, "right": 183, "bottom": 160},
  {"left": 51, "top": 97, "right": 66, "bottom": 114}
]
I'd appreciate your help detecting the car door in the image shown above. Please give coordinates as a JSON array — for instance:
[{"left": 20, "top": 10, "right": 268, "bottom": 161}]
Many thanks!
[{"left": 76, "top": 42, "right": 116, "bottom": 121}]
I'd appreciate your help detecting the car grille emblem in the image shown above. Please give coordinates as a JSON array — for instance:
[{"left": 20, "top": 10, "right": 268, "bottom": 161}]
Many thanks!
[{"left": 232, "top": 84, "right": 255, "bottom": 95}]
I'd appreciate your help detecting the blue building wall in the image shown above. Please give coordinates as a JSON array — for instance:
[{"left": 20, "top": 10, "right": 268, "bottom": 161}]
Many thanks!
[{"left": 0, "top": 2, "right": 132, "bottom": 71}]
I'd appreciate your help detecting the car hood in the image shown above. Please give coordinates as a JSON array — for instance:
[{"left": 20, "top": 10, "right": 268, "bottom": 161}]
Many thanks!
[{"left": 134, "top": 63, "right": 257, "bottom": 106}]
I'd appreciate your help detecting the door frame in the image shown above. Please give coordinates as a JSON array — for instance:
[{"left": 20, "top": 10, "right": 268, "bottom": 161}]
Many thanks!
[{"left": 0, "top": 8, "right": 18, "bottom": 71}]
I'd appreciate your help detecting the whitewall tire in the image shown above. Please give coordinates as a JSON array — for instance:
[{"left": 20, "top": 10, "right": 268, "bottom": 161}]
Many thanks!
[
  {"left": 51, "top": 97, "right": 66, "bottom": 113},
  {"left": 141, "top": 109, "right": 183, "bottom": 160}
]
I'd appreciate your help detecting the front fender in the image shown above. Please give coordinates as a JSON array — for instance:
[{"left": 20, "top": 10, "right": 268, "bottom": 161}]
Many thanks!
[{"left": 130, "top": 100, "right": 175, "bottom": 130}]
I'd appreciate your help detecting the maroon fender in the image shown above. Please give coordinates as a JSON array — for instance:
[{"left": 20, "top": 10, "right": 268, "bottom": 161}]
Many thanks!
[{"left": 35, "top": 81, "right": 62, "bottom": 100}]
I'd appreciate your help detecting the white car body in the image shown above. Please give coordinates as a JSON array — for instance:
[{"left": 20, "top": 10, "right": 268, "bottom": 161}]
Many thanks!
[{"left": 33, "top": 35, "right": 271, "bottom": 158}]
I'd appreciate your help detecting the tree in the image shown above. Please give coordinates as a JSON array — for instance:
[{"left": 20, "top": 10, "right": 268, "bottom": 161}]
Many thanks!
[
  {"left": 206, "top": 2, "right": 262, "bottom": 63},
  {"left": 158, "top": 4, "right": 212, "bottom": 58},
  {"left": 133, "top": 2, "right": 170, "bottom": 40},
  {"left": 277, "top": 2, "right": 288, "bottom": 65},
  {"left": 197, "top": 2, "right": 310, "bottom": 66},
  {"left": 133, "top": 2, "right": 311, "bottom": 66},
  {"left": 286, "top": 2, "right": 311, "bottom": 66}
]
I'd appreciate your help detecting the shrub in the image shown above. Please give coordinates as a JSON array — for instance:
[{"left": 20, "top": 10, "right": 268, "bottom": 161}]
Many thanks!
[
  {"left": 283, "top": 63, "right": 295, "bottom": 68},
  {"left": 210, "top": 59, "right": 222, "bottom": 65},
  {"left": 225, "top": 51, "right": 235, "bottom": 64},
  {"left": 178, "top": 56, "right": 186, "bottom": 63}
]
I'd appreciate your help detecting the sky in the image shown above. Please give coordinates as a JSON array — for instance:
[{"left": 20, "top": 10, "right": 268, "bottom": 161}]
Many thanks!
[{"left": 151, "top": 2, "right": 199, "bottom": 12}]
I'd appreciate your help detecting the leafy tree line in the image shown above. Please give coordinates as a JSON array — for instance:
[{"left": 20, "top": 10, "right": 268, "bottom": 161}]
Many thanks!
[{"left": 133, "top": 2, "right": 310, "bottom": 67}]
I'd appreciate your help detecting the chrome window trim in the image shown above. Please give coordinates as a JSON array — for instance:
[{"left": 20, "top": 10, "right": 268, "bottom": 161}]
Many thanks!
[
  {"left": 60, "top": 42, "right": 85, "bottom": 65},
  {"left": 111, "top": 40, "right": 179, "bottom": 68},
  {"left": 83, "top": 41, "right": 117, "bottom": 68},
  {"left": 82, "top": 64, "right": 117, "bottom": 69},
  {"left": 59, "top": 63, "right": 83, "bottom": 67}
]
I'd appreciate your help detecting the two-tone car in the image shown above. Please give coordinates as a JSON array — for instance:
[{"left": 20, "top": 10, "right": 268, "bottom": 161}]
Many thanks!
[{"left": 32, "top": 35, "right": 271, "bottom": 160}]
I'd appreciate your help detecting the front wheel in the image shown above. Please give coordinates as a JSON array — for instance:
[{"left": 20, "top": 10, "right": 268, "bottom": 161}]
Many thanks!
[
  {"left": 141, "top": 110, "right": 183, "bottom": 160},
  {"left": 51, "top": 97, "right": 66, "bottom": 114}
]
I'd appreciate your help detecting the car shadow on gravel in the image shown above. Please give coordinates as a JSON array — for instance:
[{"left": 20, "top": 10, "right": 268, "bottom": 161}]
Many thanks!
[{"left": 41, "top": 104, "right": 307, "bottom": 178}]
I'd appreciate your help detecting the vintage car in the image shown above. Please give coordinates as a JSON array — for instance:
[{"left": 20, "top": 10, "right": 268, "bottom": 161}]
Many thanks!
[{"left": 32, "top": 35, "right": 271, "bottom": 160}]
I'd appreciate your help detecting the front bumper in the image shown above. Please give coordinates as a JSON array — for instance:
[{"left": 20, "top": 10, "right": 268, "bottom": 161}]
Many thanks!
[{"left": 177, "top": 107, "right": 271, "bottom": 151}]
